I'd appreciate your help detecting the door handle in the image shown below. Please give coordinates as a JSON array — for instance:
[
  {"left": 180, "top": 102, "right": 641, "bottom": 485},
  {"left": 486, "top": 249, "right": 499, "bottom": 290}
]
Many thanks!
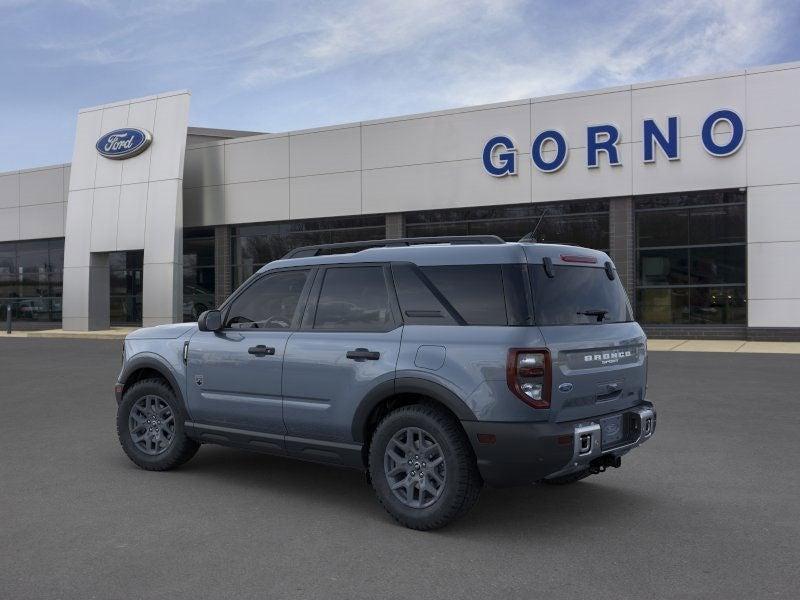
[
  {"left": 346, "top": 348, "right": 380, "bottom": 361},
  {"left": 248, "top": 345, "right": 275, "bottom": 356}
]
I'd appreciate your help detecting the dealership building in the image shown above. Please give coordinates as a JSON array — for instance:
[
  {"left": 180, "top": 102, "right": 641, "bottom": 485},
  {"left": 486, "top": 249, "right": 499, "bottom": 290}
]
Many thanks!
[{"left": 0, "top": 61, "right": 799, "bottom": 339}]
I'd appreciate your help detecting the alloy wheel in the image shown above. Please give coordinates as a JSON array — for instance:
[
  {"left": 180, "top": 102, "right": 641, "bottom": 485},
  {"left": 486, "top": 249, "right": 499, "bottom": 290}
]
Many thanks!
[
  {"left": 384, "top": 427, "right": 446, "bottom": 509},
  {"left": 128, "top": 395, "right": 175, "bottom": 456}
]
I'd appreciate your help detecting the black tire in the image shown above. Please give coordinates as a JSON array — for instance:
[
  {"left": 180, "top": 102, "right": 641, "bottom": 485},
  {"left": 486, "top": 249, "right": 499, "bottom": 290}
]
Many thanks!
[
  {"left": 117, "top": 378, "right": 200, "bottom": 471},
  {"left": 368, "top": 404, "right": 482, "bottom": 530},
  {"left": 542, "top": 469, "right": 591, "bottom": 485}
]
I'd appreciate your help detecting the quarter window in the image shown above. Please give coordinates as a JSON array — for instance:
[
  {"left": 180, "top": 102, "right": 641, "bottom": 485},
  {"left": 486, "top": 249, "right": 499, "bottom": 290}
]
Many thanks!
[
  {"left": 392, "top": 264, "right": 457, "bottom": 325},
  {"left": 225, "top": 270, "right": 309, "bottom": 329},
  {"left": 420, "top": 265, "right": 508, "bottom": 326},
  {"left": 314, "top": 267, "right": 393, "bottom": 331}
]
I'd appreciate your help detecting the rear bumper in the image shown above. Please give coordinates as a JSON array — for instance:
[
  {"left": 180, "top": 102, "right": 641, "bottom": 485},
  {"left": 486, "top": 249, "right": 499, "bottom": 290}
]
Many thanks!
[{"left": 462, "top": 402, "right": 656, "bottom": 487}]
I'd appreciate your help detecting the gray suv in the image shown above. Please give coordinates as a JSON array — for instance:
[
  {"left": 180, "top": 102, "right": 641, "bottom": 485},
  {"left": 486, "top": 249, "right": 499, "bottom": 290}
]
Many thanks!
[{"left": 115, "top": 236, "right": 656, "bottom": 530}]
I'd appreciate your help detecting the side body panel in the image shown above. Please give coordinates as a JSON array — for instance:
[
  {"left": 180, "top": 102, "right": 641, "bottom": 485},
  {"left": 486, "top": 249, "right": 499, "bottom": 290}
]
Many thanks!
[
  {"left": 282, "top": 328, "right": 403, "bottom": 442},
  {"left": 185, "top": 329, "right": 291, "bottom": 436},
  {"left": 120, "top": 336, "right": 191, "bottom": 409},
  {"left": 396, "top": 325, "right": 549, "bottom": 422}
]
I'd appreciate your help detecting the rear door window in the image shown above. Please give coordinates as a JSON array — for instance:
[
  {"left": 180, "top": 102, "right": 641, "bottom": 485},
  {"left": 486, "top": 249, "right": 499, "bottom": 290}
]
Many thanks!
[
  {"left": 313, "top": 266, "right": 394, "bottom": 331},
  {"left": 530, "top": 265, "right": 632, "bottom": 325}
]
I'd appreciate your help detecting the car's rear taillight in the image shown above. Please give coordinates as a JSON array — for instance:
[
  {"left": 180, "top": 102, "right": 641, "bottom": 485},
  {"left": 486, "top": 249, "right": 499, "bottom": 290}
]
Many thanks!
[{"left": 507, "top": 348, "right": 551, "bottom": 409}]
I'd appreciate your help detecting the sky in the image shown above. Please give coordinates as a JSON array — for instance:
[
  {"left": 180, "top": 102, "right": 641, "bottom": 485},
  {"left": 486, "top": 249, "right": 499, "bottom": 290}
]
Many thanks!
[{"left": 0, "top": 0, "right": 798, "bottom": 171}]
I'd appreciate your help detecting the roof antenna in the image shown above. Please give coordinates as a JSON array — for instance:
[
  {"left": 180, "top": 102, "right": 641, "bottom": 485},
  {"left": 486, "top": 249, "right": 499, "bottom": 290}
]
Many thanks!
[{"left": 518, "top": 208, "right": 548, "bottom": 243}]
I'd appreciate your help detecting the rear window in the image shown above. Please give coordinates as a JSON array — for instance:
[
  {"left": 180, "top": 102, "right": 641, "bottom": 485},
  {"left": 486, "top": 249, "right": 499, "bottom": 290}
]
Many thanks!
[{"left": 530, "top": 265, "right": 632, "bottom": 325}]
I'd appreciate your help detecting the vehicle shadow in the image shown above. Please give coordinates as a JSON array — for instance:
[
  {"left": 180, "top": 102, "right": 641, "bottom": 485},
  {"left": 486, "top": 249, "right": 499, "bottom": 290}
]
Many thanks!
[{"left": 159, "top": 444, "right": 658, "bottom": 535}]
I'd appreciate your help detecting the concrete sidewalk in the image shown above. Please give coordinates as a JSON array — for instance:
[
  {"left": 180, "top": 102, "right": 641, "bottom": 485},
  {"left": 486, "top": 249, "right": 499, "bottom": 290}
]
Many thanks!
[
  {"left": 646, "top": 339, "right": 800, "bottom": 354},
  {"left": 0, "top": 327, "right": 138, "bottom": 340}
]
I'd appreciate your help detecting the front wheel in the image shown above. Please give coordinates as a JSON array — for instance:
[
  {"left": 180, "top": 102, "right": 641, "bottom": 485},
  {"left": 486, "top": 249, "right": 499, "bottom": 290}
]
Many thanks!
[
  {"left": 368, "top": 404, "right": 482, "bottom": 530},
  {"left": 116, "top": 378, "right": 200, "bottom": 471}
]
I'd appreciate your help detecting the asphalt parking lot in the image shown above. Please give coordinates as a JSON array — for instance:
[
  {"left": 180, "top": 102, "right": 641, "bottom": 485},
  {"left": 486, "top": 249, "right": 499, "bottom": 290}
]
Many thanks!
[{"left": 1, "top": 338, "right": 798, "bottom": 599}]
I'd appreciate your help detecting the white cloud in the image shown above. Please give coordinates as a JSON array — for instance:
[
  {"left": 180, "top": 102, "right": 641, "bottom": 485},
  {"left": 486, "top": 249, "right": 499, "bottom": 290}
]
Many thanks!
[
  {"left": 432, "top": 0, "right": 783, "bottom": 106},
  {"left": 236, "top": 0, "right": 522, "bottom": 87}
]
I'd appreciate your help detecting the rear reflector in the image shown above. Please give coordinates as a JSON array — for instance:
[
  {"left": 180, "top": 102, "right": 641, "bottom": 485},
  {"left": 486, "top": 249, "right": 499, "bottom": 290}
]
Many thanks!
[
  {"left": 560, "top": 254, "right": 597, "bottom": 264},
  {"left": 476, "top": 433, "right": 497, "bottom": 445}
]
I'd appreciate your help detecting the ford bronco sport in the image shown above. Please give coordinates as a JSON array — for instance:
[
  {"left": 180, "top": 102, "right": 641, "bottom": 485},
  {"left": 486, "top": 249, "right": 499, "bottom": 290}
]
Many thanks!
[{"left": 115, "top": 236, "right": 656, "bottom": 530}]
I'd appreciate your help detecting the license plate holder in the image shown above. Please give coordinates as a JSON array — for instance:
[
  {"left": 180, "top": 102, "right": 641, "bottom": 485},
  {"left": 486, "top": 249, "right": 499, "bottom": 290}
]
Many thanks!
[{"left": 600, "top": 414, "right": 624, "bottom": 448}]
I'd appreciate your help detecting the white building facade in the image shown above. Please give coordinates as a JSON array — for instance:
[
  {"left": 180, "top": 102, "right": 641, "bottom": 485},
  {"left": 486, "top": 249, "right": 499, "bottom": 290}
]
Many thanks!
[{"left": 1, "top": 61, "right": 799, "bottom": 339}]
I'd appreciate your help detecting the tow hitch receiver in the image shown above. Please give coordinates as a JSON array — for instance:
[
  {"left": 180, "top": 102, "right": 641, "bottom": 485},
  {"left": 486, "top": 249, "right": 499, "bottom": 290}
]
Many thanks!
[{"left": 590, "top": 454, "right": 621, "bottom": 474}]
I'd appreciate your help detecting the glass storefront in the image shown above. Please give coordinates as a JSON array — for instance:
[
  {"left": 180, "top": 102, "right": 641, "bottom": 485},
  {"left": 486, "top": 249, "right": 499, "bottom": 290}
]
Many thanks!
[
  {"left": 231, "top": 215, "right": 386, "bottom": 288},
  {"left": 183, "top": 228, "right": 216, "bottom": 321},
  {"left": 0, "top": 238, "right": 64, "bottom": 325},
  {"left": 0, "top": 191, "right": 749, "bottom": 332},
  {"left": 109, "top": 251, "right": 143, "bottom": 325},
  {"left": 635, "top": 190, "right": 746, "bottom": 325},
  {"left": 404, "top": 200, "right": 610, "bottom": 250}
]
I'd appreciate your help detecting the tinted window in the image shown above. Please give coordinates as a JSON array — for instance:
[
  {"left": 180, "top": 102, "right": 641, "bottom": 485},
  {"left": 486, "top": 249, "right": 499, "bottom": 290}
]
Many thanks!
[
  {"left": 637, "top": 210, "right": 688, "bottom": 247},
  {"left": 421, "top": 265, "right": 507, "bottom": 326},
  {"left": 689, "top": 246, "right": 746, "bottom": 285},
  {"left": 530, "top": 265, "right": 632, "bottom": 325},
  {"left": 226, "top": 270, "right": 309, "bottom": 329},
  {"left": 392, "top": 264, "right": 457, "bottom": 325},
  {"left": 637, "top": 287, "right": 689, "bottom": 325},
  {"left": 689, "top": 204, "right": 745, "bottom": 245},
  {"left": 314, "top": 267, "right": 392, "bottom": 331},
  {"left": 639, "top": 249, "right": 689, "bottom": 286},
  {"left": 404, "top": 200, "right": 610, "bottom": 251}
]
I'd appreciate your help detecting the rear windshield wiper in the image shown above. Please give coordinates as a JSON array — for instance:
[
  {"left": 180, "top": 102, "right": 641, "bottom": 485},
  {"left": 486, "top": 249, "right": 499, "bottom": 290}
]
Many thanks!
[{"left": 577, "top": 309, "right": 608, "bottom": 322}]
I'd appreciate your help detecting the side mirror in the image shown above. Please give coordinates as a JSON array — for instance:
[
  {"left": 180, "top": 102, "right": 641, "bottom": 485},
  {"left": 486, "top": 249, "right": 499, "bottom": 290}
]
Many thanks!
[{"left": 198, "top": 309, "right": 223, "bottom": 332}]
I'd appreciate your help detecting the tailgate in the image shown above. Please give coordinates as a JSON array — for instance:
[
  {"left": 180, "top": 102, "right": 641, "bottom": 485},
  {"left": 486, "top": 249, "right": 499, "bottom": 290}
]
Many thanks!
[{"left": 539, "top": 322, "right": 647, "bottom": 422}]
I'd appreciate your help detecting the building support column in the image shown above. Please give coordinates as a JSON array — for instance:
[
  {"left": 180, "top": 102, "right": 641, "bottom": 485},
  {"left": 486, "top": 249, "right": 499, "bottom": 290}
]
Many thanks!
[
  {"left": 214, "top": 225, "right": 232, "bottom": 307},
  {"left": 386, "top": 213, "right": 405, "bottom": 239},
  {"left": 608, "top": 197, "right": 635, "bottom": 309}
]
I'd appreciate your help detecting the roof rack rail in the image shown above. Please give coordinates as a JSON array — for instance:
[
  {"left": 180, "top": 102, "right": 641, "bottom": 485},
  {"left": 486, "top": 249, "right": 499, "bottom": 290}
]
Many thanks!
[{"left": 281, "top": 235, "right": 505, "bottom": 259}]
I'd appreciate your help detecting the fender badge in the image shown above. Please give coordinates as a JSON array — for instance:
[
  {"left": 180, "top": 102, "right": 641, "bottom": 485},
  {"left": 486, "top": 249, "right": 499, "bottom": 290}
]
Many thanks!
[
  {"left": 195, "top": 375, "right": 204, "bottom": 386},
  {"left": 558, "top": 382, "right": 574, "bottom": 393}
]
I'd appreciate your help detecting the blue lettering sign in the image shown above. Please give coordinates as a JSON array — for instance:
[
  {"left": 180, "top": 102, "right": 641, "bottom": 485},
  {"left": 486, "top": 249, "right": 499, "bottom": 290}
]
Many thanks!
[
  {"left": 587, "top": 124, "right": 621, "bottom": 168},
  {"left": 482, "top": 108, "right": 745, "bottom": 176},
  {"left": 643, "top": 116, "right": 679, "bottom": 162},
  {"left": 701, "top": 109, "right": 745, "bottom": 157},
  {"left": 482, "top": 135, "right": 517, "bottom": 176},
  {"left": 531, "top": 130, "right": 568, "bottom": 173}
]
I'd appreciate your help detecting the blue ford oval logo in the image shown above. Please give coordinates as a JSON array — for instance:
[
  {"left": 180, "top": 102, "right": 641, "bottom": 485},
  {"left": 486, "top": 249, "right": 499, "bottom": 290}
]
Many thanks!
[
  {"left": 558, "top": 382, "right": 574, "bottom": 393},
  {"left": 96, "top": 128, "right": 152, "bottom": 160}
]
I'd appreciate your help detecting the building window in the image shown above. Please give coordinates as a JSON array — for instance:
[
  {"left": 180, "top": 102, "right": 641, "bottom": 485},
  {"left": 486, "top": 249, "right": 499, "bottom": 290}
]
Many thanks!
[
  {"left": 183, "top": 228, "right": 216, "bottom": 321},
  {"left": 109, "top": 251, "right": 143, "bottom": 326},
  {"left": 0, "top": 238, "right": 64, "bottom": 324},
  {"left": 231, "top": 215, "right": 386, "bottom": 288},
  {"left": 635, "top": 190, "right": 746, "bottom": 325},
  {"left": 404, "top": 200, "right": 610, "bottom": 250}
]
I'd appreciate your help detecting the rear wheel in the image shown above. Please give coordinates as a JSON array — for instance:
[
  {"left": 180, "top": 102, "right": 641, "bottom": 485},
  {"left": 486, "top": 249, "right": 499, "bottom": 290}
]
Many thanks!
[
  {"left": 369, "top": 404, "right": 482, "bottom": 530},
  {"left": 117, "top": 378, "right": 199, "bottom": 471}
]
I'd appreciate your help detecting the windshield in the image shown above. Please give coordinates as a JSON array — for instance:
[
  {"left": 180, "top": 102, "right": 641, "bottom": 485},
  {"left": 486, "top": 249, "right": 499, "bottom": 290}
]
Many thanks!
[{"left": 529, "top": 264, "right": 633, "bottom": 325}]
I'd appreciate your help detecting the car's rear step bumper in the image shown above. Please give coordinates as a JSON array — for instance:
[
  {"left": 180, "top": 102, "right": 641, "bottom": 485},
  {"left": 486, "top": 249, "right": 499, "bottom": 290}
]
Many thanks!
[
  {"left": 544, "top": 405, "right": 656, "bottom": 480},
  {"left": 462, "top": 402, "right": 656, "bottom": 487}
]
